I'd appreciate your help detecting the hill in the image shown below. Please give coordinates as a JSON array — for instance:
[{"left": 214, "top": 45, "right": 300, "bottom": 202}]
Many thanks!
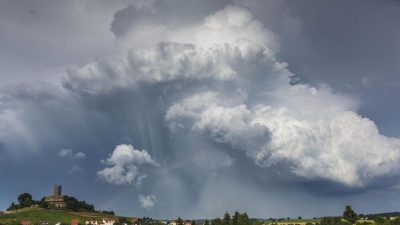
[
  {"left": 0, "top": 207, "right": 122, "bottom": 224},
  {"left": 363, "top": 212, "right": 400, "bottom": 218}
]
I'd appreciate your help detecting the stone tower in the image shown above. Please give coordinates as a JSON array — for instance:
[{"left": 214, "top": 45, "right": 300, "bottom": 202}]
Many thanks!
[
  {"left": 53, "top": 185, "right": 62, "bottom": 196},
  {"left": 45, "top": 185, "right": 65, "bottom": 208}
]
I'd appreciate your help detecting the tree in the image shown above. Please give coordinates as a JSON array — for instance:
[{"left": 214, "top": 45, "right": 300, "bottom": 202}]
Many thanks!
[
  {"left": 116, "top": 217, "right": 131, "bottom": 225},
  {"left": 385, "top": 217, "right": 400, "bottom": 225},
  {"left": 38, "top": 197, "right": 48, "bottom": 209},
  {"left": 211, "top": 218, "right": 222, "bottom": 225},
  {"left": 373, "top": 217, "right": 385, "bottom": 225},
  {"left": 177, "top": 217, "right": 184, "bottom": 225},
  {"left": 101, "top": 210, "right": 115, "bottom": 215},
  {"left": 7, "top": 202, "right": 17, "bottom": 211},
  {"left": 17, "top": 193, "right": 33, "bottom": 207},
  {"left": 232, "top": 212, "right": 239, "bottom": 225},
  {"left": 204, "top": 219, "right": 210, "bottom": 225},
  {"left": 240, "top": 213, "right": 250, "bottom": 225},
  {"left": 343, "top": 205, "right": 359, "bottom": 224},
  {"left": 64, "top": 195, "right": 95, "bottom": 212},
  {"left": 191, "top": 220, "right": 196, "bottom": 225},
  {"left": 320, "top": 217, "right": 350, "bottom": 225},
  {"left": 223, "top": 212, "right": 231, "bottom": 225}
]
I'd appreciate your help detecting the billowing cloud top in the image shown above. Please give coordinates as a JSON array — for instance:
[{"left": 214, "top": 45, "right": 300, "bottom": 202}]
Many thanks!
[{"left": 61, "top": 5, "right": 400, "bottom": 187}]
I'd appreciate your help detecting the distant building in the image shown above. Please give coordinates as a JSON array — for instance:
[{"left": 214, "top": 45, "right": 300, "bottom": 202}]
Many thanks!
[
  {"left": 86, "top": 220, "right": 98, "bottom": 225},
  {"left": 276, "top": 222, "right": 316, "bottom": 225},
  {"left": 86, "top": 218, "right": 115, "bottom": 225},
  {"left": 71, "top": 219, "right": 80, "bottom": 225},
  {"left": 100, "top": 218, "right": 115, "bottom": 225},
  {"left": 21, "top": 220, "right": 32, "bottom": 225},
  {"left": 45, "top": 185, "right": 66, "bottom": 208},
  {"left": 131, "top": 217, "right": 140, "bottom": 225}
]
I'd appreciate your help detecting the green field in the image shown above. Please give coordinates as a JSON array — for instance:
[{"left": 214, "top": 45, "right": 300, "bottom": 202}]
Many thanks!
[
  {"left": 0, "top": 208, "right": 121, "bottom": 224},
  {"left": 263, "top": 218, "right": 320, "bottom": 225}
]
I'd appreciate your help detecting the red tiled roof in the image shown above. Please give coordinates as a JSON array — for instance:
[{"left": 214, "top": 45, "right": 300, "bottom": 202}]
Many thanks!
[{"left": 71, "top": 219, "right": 80, "bottom": 225}]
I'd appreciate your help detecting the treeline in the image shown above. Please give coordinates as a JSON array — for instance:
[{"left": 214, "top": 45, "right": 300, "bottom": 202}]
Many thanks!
[
  {"left": 208, "top": 212, "right": 252, "bottom": 225},
  {"left": 293, "top": 205, "right": 400, "bottom": 225},
  {"left": 118, "top": 207, "right": 400, "bottom": 225},
  {"left": 63, "top": 196, "right": 95, "bottom": 212},
  {"left": 317, "top": 205, "right": 400, "bottom": 225},
  {"left": 268, "top": 205, "right": 400, "bottom": 225},
  {"left": 7, "top": 193, "right": 39, "bottom": 211}
]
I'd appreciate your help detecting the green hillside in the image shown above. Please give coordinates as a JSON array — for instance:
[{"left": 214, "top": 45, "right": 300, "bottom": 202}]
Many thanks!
[{"left": 0, "top": 207, "right": 121, "bottom": 225}]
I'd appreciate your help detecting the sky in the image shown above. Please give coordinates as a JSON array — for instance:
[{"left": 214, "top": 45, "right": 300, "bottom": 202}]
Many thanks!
[{"left": 1, "top": 0, "right": 400, "bottom": 219}]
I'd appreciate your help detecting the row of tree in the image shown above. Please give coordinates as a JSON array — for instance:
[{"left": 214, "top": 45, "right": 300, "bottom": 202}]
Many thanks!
[
  {"left": 7, "top": 193, "right": 38, "bottom": 210},
  {"left": 209, "top": 212, "right": 252, "bottom": 225},
  {"left": 319, "top": 205, "right": 400, "bottom": 225},
  {"left": 171, "top": 207, "right": 400, "bottom": 225}
]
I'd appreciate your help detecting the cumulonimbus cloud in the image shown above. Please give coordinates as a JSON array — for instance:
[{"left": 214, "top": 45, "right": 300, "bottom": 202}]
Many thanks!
[
  {"left": 2, "top": 5, "right": 400, "bottom": 189},
  {"left": 67, "top": 5, "right": 400, "bottom": 187}
]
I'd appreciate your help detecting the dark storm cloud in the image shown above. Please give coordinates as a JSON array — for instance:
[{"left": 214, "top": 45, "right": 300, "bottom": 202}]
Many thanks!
[
  {"left": 238, "top": 0, "right": 400, "bottom": 136},
  {"left": 239, "top": 0, "right": 400, "bottom": 90},
  {"left": 1, "top": 0, "right": 400, "bottom": 219}
]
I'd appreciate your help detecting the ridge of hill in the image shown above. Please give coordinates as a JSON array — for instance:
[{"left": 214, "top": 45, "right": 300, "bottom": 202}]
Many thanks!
[{"left": 0, "top": 207, "right": 123, "bottom": 224}]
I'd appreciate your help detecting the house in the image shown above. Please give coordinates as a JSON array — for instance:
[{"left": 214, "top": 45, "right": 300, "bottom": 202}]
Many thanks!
[
  {"left": 86, "top": 220, "right": 99, "bottom": 225},
  {"left": 21, "top": 220, "right": 32, "bottom": 225},
  {"left": 101, "top": 218, "right": 115, "bottom": 225},
  {"left": 86, "top": 218, "right": 115, "bottom": 225},
  {"left": 71, "top": 219, "right": 81, "bottom": 225},
  {"left": 131, "top": 217, "right": 140, "bottom": 225}
]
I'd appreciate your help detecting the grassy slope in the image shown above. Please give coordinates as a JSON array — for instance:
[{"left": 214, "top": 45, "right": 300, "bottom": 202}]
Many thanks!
[{"left": 0, "top": 208, "right": 121, "bottom": 224}]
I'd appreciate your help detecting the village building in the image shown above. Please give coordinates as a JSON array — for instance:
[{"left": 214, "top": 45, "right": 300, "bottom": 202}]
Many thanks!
[
  {"left": 21, "top": 220, "right": 32, "bottom": 225},
  {"left": 85, "top": 218, "right": 115, "bottom": 225},
  {"left": 131, "top": 217, "right": 140, "bottom": 225},
  {"left": 45, "top": 185, "right": 66, "bottom": 208},
  {"left": 71, "top": 219, "right": 80, "bottom": 225},
  {"left": 276, "top": 222, "right": 316, "bottom": 225},
  {"left": 169, "top": 220, "right": 192, "bottom": 225}
]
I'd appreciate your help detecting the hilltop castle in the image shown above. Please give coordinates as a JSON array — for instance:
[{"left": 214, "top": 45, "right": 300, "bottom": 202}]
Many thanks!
[{"left": 44, "top": 185, "right": 66, "bottom": 208}]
